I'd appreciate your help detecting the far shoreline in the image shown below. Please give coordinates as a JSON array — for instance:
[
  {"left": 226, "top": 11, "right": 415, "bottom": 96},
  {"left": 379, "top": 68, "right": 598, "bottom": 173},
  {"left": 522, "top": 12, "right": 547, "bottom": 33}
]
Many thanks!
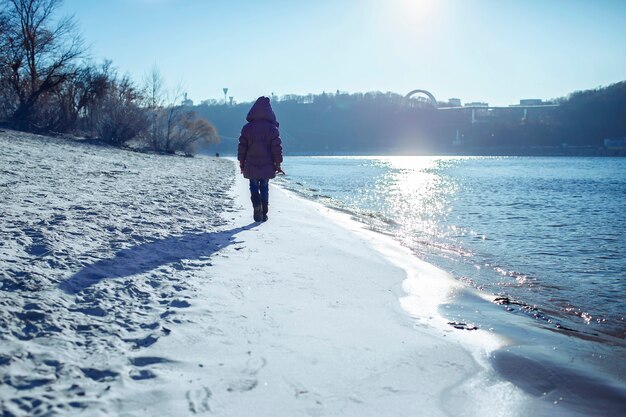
[{"left": 206, "top": 149, "right": 625, "bottom": 158}]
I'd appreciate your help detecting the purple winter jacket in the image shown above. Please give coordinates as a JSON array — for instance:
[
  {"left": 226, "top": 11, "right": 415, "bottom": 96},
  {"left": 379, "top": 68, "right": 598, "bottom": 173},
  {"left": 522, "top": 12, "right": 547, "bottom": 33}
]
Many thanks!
[{"left": 237, "top": 97, "right": 283, "bottom": 180}]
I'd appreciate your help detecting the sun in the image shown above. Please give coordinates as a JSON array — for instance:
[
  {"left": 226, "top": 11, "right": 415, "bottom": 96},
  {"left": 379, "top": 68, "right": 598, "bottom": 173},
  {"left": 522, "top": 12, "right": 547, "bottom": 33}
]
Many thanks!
[
  {"left": 398, "top": 0, "right": 437, "bottom": 24},
  {"left": 380, "top": 0, "right": 438, "bottom": 32}
]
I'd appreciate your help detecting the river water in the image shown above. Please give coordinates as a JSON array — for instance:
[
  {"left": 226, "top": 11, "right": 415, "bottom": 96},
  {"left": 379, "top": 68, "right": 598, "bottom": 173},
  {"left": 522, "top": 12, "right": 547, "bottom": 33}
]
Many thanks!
[{"left": 276, "top": 156, "right": 626, "bottom": 342}]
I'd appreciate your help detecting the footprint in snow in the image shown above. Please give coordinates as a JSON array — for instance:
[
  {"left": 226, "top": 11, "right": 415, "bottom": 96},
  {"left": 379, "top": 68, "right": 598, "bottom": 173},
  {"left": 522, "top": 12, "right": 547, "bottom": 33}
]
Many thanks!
[
  {"left": 227, "top": 379, "right": 258, "bottom": 393},
  {"left": 129, "top": 369, "right": 156, "bottom": 380},
  {"left": 169, "top": 299, "right": 191, "bottom": 308},
  {"left": 244, "top": 356, "right": 267, "bottom": 376},
  {"left": 125, "top": 334, "right": 159, "bottom": 349},
  {"left": 130, "top": 356, "right": 173, "bottom": 367},
  {"left": 186, "top": 386, "right": 212, "bottom": 414}
]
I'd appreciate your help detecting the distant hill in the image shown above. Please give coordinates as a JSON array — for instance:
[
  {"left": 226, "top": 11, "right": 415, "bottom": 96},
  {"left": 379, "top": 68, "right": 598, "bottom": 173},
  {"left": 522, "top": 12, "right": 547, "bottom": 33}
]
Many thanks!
[{"left": 196, "top": 82, "right": 626, "bottom": 156}]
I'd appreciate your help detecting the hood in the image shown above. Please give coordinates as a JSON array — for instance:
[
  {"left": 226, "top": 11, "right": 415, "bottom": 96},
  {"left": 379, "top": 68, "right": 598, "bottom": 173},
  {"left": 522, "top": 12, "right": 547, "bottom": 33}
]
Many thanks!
[{"left": 246, "top": 96, "right": 278, "bottom": 126}]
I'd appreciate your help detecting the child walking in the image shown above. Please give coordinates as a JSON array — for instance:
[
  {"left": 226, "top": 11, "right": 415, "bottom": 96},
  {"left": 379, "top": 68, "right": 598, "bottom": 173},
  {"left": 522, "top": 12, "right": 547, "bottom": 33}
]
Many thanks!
[{"left": 237, "top": 96, "right": 283, "bottom": 222}]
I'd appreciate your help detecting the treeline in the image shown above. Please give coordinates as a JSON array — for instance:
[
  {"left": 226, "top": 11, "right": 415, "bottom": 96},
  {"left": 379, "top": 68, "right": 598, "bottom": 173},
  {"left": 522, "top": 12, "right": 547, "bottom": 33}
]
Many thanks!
[
  {"left": 196, "top": 83, "right": 626, "bottom": 155},
  {"left": 450, "top": 81, "right": 626, "bottom": 152},
  {"left": 195, "top": 91, "right": 439, "bottom": 154},
  {"left": 0, "top": 0, "right": 217, "bottom": 155},
  {"left": 556, "top": 81, "right": 626, "bottom": 146}
]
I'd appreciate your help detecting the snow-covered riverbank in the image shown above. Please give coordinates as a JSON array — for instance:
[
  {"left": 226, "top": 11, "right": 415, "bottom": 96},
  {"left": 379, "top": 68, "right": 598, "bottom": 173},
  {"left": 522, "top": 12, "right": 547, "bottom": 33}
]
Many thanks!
[{"left": 0, "top": 131, "right": 236, "bottom": 415}]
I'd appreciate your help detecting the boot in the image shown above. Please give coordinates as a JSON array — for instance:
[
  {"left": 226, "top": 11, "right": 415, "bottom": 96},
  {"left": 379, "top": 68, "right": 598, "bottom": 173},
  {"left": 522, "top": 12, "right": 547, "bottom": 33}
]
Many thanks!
[
  {"left": 261, "top": 202, "right": 269, "bottom": 222},
  {"left": 253, "top": 204, "right": 262, "bottom": 222}
]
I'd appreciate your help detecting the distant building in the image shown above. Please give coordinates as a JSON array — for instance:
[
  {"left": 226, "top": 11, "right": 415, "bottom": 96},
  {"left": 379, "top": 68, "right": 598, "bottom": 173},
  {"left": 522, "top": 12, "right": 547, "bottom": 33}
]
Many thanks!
[
  {"left": 448, "top": 98, "right": 462, "bottom": 107},
  {"left": 182, "top": 93, "right": 194, "bottom": 107},
  {"left": 465, "top": 102, "right": 488, "bottom": 107},
  {"left": 519, "top": 99, "right": 543, "bottom": 106}
]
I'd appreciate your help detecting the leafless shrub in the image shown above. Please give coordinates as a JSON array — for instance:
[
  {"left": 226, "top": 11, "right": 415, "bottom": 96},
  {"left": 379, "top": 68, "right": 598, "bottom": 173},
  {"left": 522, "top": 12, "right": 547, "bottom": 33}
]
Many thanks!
[
  {"left": 168, "top": 110, "right": 219, "bottom": 155},
  {"left": 141, "top": 66, "right": 219, "bottom": 155},
  {"left": 92, "top": 75, "right": 147, "bottom": 145}
]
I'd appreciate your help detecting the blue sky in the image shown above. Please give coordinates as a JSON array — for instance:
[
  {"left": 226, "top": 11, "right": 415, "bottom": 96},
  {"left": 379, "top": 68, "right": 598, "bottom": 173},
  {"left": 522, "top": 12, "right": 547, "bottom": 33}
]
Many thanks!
[{"left": 60, "top": 0, "right": 626, "bottom": 106}]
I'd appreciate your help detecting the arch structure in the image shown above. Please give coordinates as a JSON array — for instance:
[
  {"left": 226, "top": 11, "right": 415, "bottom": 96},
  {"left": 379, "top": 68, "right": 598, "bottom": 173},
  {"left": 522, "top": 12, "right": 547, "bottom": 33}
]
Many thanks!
[{"left": 404, "top": 89, "right": 438, "bottom": 108}]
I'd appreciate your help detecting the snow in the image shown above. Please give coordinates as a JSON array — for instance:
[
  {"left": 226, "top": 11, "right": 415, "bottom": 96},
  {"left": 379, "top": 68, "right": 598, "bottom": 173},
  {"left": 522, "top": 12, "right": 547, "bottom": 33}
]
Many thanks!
[{"left": 0, "top": 130, "right": 532, "bottom": 416}]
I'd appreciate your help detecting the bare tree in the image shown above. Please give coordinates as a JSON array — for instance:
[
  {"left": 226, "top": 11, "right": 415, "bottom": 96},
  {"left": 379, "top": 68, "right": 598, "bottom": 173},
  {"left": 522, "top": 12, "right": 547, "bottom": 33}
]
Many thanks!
[
  {"left": 162, "top": 83, "right": 185, "bottom": 152},
  {"left": 168, "top": 111, "right": 219, "bottom": 155},
  {"left": 1, "top": 0, "right": 85, "bottom": 129},
  {"left": 140, "top": 67, "right": 217, "bottom": 154},
  {"left": 157, "top": 98, "right": 219, "bottom": 155},
  {"left": 0, "top": 7, "right": 17, "bottom": 120},
  {"left": 143, "top": 65, "right": 165, "bottom": 149}
]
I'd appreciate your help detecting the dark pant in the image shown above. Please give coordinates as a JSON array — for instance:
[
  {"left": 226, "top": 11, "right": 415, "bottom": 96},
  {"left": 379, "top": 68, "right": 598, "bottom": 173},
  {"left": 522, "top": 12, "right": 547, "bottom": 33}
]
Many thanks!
[{"left": 249, "top": 179, "right": 269, "bottom": 206}]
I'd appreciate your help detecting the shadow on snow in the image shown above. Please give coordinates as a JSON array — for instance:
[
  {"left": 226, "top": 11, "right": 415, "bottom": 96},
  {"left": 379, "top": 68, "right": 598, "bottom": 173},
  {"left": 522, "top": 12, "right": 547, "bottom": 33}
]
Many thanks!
[{"left": 60, "top": 224, "right": 255, "bottom": 294}]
